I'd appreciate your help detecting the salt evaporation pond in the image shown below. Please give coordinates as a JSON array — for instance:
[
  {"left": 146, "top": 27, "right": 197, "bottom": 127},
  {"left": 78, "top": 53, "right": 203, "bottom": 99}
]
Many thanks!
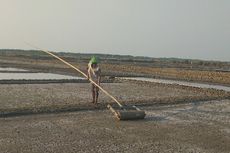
[
  {"left": 0, "top": 73, "right": 83, "bottom": 80},
  {"left": 121, "top": 77, "right": 230, "bottom": 92},
  {"left": 0, "top": 67, "right": 84, "bottom": 80},
  {"left": 0, "top": 67, "right": 28, "bottom": 72}
]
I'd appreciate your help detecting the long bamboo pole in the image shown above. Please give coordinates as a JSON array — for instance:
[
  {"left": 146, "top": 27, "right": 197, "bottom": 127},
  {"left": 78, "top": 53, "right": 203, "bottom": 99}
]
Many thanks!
[{"left": 25, "top": 42, "right": 123, "bottom": 107}]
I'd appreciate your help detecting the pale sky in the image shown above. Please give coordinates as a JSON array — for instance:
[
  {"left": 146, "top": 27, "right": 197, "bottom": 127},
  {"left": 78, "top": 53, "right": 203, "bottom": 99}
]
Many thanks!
[{"left": 0, "top": 0, "right": 229, "bottom": 61}]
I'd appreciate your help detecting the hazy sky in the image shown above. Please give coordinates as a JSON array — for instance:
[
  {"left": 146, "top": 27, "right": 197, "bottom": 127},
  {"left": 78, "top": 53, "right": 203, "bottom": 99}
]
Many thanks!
[{"left": 0, "top": 0, "right": 229, "bottom": 61}]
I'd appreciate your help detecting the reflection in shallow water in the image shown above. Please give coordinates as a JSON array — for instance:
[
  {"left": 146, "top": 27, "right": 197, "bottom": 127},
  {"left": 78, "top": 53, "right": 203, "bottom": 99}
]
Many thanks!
[
  {"left": 0, "top": 73, "right": 84, "bottom": 80},
  {"left": 0, "top": 67, "right": 28, "bottom": 71},
  {"left": 121, "top": 77, "right": 230, "bottom": 92}
]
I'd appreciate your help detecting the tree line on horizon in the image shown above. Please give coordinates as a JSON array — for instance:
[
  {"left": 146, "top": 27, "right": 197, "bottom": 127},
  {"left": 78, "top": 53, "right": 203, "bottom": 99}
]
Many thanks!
[{"left": 0, "top": 49, "right": 229, "bottom": 70}]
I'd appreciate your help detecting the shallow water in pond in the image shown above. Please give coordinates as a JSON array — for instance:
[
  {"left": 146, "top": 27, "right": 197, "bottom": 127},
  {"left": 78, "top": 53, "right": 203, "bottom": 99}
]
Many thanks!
[
  {"left": 121, "top": 77, "right": 230, "bottom": 92},
  {"left": 0, "top": 73, "right": 84, "bottom": 80},
  {"left": 0, "top": 67, "right": 28, "bottom": 71}
]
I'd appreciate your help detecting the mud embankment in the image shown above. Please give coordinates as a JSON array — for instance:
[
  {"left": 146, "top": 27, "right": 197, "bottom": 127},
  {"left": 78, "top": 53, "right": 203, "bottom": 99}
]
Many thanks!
[{"left": 0, "top": 78, "right": 115, "bottom": 85}]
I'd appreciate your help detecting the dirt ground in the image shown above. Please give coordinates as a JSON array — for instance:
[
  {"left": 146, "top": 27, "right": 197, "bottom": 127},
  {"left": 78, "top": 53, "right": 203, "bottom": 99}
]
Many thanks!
[
  {"left": 0, "top": 54, "right": 229, "bottom": 152},
  {"left": 0, "top": 99, "right": 229, "bottom": 153},
  {"left": 0, "top": 81, "right": 229, "bottom": 116},
  {"left": 0, "top": 80, "right": 229, "bottom": 152}
]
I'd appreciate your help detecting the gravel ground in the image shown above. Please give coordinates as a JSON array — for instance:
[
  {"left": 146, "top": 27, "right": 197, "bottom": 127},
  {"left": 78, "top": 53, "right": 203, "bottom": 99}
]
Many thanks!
[
  {"left": 0, "top": 80, "right": 229, "bottom": 152},
  {"left": 0, "top": 99, "right": 229, "bottom": 153},
  {"left": 0, "top": 51, "right": 229, "bottom": 152},
  {"left": 0, "top": 81, "right": 228, "bottom": 116}
]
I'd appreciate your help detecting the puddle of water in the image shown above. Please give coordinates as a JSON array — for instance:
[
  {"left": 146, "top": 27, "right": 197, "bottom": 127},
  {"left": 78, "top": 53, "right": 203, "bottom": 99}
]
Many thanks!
[
  {"left": 0, "top": 67, "right": 28, "bottom": 72},
  {"left": 121, "top": 77, "right": 230, "bottom": 92},
  {"left": 0, "top": 73, "right": 84, "bottom": 80}
]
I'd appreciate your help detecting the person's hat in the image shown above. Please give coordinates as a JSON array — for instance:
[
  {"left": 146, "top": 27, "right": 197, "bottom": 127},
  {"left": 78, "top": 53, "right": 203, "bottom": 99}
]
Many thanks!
[{"left": 89, "top": 56, "right": 98, "bottom": 64}]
